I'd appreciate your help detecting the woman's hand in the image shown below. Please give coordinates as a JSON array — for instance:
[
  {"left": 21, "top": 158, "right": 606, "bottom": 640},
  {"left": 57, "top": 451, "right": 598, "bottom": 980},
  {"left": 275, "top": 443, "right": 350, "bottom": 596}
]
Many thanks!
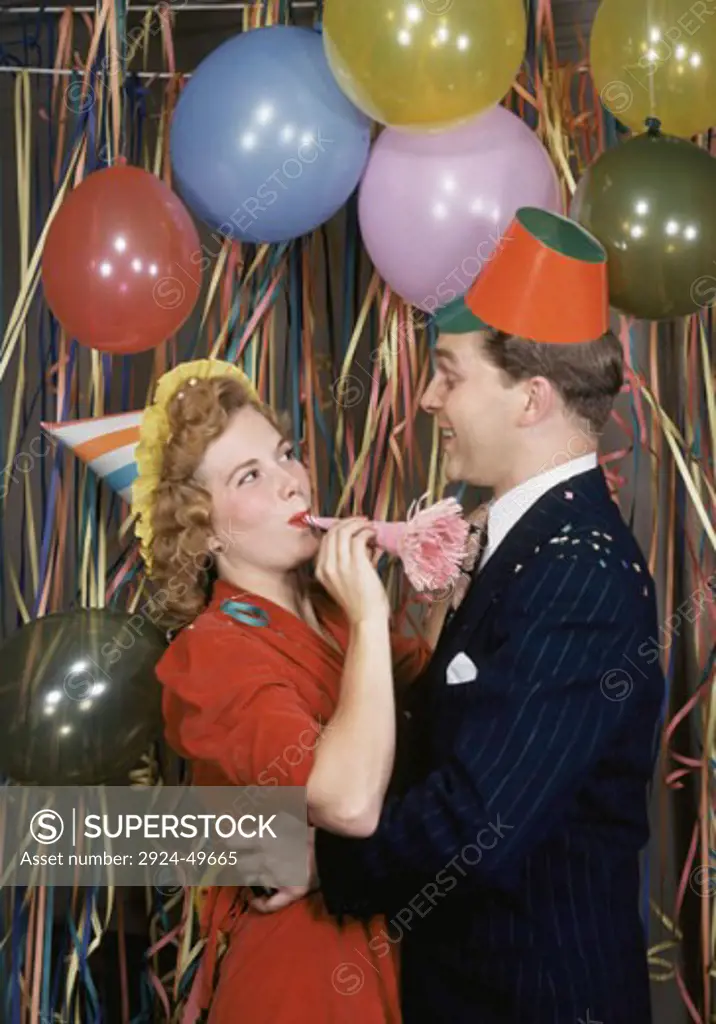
[{"left": 316, "top": 518, "right": 389, "bottom": 626}]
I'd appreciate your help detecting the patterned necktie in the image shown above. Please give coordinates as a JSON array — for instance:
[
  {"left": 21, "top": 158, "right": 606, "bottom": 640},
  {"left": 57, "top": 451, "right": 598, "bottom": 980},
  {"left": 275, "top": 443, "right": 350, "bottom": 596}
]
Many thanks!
[{"left": 448, "top": 504, "right": 490, "bottom": 618}]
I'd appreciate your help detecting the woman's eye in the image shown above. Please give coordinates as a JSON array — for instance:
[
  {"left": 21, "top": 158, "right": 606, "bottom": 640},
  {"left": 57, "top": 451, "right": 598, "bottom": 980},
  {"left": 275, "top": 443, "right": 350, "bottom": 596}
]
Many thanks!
[
  {"left": 280, "top": 445, "right": 297, "bottom": 461},
  {"left": 238, "top": 470, "right": 258, "bottom": 486}
]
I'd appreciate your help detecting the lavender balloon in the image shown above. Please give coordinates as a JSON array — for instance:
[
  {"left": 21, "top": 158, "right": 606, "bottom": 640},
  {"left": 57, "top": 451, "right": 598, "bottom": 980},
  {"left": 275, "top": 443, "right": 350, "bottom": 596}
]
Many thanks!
[{"left": 358, "top": 106, "right": 562, "bottom": 312}]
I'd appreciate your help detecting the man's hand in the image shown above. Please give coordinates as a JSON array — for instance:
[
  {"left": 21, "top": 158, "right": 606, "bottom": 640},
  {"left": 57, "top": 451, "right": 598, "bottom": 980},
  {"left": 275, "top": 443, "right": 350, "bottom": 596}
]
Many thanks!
[
  {"left": 251, "top": 828, "right": 318, "bottom": 914},
  {"left": 251, "top": 882, "right": 313, "bottom": 913}
]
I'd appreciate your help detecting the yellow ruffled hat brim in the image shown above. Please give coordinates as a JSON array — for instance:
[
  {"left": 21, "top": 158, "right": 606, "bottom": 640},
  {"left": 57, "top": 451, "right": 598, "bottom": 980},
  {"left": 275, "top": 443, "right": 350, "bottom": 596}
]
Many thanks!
[{"left": 132, "top": 359, "right": 258, "bottom": 573}]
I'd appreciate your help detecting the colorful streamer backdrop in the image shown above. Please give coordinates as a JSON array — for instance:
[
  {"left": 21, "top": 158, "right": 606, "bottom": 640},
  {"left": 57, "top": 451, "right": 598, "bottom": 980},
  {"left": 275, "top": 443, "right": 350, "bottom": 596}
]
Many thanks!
[{"left": 0, "top": 0, "right": 713, "bottom": 1021}]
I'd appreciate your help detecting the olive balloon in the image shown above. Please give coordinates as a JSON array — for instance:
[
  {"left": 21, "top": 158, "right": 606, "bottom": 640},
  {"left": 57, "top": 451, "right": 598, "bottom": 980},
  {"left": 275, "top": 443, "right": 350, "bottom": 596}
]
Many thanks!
[
  {"left": 571, "top": 128, "right": 716, "bottom": 319},
  {"left": 0, "top": 609, "right": 166, "bottom": 785}
]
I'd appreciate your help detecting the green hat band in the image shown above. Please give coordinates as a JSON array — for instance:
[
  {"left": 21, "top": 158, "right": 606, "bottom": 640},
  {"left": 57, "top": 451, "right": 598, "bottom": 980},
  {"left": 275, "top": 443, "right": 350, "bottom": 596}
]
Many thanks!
[{"left": 433, "top": 295, "right": 490, "bottom": 334}]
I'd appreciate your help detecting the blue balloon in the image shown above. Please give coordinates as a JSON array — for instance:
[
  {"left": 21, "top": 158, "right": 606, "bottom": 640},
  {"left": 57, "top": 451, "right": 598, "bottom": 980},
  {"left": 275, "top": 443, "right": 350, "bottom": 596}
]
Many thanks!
[{"left": 170, "top": 26, "right": 372, "bottom": 244}]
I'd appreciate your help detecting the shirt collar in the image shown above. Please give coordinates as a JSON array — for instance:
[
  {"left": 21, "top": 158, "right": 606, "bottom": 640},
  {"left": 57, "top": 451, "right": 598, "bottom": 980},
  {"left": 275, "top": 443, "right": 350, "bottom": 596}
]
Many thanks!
[{"left": 483, "top": 453, "right": 598, "bottom": 564}]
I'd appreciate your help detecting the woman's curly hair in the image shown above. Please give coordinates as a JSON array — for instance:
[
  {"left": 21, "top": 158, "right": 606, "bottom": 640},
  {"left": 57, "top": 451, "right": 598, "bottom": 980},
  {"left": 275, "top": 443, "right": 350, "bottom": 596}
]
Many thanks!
[{"left": 145, "top": 375, "right": 288, "bottom": 627}]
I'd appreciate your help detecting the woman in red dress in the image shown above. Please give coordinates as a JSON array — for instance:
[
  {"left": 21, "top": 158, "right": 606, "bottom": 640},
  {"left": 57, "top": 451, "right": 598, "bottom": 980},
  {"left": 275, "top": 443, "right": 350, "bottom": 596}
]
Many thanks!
[{"left": 131, "top": 360, "right": 431, "bottom": 1023}]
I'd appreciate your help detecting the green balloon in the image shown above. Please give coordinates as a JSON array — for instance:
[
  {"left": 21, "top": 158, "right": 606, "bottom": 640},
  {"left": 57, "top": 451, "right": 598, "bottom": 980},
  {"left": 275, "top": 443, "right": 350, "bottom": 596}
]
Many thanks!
[
  {"left": 0, "top": 610, "right": 166, "bottom": 785},
  {"left": 571, "top": 129, "right": 716, "bottom": 320}
]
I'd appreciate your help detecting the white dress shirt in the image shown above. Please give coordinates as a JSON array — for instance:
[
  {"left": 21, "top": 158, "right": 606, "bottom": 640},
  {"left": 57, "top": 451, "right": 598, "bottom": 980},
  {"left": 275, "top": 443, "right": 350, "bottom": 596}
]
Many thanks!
[{"left": 480, "top": 453, "right": 598, "bottom": 568}]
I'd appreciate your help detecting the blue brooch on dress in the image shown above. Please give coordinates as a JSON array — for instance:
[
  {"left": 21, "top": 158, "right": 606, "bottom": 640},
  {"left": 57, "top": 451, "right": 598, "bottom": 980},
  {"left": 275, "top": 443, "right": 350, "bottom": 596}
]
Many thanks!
[{"left": 220, "top": 599, "right": 269, "bottom": 628}]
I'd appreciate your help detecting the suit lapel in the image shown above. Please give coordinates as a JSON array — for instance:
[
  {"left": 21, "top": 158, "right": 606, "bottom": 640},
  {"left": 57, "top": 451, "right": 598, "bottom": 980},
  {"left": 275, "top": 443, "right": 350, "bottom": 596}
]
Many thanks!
[{"left": 436, "top": 468, "right": 614, "bottom": 654}]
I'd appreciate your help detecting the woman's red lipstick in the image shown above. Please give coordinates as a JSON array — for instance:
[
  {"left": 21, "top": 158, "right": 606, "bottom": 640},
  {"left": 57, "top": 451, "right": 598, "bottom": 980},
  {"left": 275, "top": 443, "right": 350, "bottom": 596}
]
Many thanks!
[{"left": 289, "top": 511, "right": 311, "bottom": 527}]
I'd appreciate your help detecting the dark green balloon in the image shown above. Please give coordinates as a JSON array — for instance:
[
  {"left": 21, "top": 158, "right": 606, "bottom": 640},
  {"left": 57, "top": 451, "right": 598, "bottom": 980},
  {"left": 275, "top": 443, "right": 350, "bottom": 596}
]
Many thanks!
[
  {"left": 0, "top": 610, "right": 166, "bottom": 785},
  {"left": 571, "top": 130, "right": 716, "bottom": 320}
]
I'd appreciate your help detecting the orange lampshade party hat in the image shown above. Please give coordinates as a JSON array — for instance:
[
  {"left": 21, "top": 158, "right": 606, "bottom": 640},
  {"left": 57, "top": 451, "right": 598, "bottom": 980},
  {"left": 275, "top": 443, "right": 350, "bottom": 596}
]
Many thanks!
[{"left": 465, "top": 207, "right": 610, "bottom": 344}]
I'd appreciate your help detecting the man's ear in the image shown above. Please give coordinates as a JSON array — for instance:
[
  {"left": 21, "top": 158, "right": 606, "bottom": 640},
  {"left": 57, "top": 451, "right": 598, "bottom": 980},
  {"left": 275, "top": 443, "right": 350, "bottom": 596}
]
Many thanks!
[{"left": 518, "top": 376, "right": 556, "bottom": 426}]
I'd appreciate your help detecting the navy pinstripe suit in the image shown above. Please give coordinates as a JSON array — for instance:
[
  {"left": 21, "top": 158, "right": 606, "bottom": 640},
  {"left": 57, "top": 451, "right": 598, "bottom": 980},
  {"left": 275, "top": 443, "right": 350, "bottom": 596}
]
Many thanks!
[{"left": 316, "top": 467, "right": 664, "bottom": 1023}]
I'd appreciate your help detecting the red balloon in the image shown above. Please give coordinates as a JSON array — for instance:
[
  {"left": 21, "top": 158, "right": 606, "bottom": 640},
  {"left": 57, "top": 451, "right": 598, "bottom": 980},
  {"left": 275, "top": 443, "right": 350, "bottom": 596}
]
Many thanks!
[{"left": 42, "top": 164, "right": 202, "bottom": 354}]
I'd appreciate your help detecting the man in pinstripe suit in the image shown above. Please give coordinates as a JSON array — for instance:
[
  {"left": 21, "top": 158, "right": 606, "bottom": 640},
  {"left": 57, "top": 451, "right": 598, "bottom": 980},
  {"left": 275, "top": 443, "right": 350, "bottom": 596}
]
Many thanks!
[
  {"left": 256, "top": 229, "right": 664, "bottom": 1018},
  {"left": 305, "top": 289, "right": 665, "bottom": 1023}
]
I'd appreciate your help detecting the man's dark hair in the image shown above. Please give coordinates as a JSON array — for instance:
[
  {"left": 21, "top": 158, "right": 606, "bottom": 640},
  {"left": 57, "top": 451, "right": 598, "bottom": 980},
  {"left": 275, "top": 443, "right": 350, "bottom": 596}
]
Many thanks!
[{"left": 480, "top": 329, "right": 624, "bottom": 435}]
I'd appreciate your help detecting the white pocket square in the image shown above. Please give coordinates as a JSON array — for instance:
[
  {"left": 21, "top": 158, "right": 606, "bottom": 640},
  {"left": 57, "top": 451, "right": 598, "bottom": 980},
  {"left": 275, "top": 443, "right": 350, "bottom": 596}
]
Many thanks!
[{"left": 446, "top": 652, "right": 478, "bottom": 686}]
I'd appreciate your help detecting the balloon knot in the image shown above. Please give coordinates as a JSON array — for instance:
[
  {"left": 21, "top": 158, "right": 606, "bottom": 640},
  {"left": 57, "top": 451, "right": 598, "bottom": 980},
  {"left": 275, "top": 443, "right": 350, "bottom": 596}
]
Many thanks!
[
  {"left": 645, "top": 117, "right": 661, "bottom": 136},
  {"left": 115, "top": 155, "right": 128, "bottom": 166}
]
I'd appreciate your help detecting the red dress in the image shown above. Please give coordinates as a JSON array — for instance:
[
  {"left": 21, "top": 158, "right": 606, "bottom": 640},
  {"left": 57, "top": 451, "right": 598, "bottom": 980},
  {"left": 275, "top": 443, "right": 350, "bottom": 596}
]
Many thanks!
[{"left": 155, "top": 578, "right": 430, "bottom": 1023}]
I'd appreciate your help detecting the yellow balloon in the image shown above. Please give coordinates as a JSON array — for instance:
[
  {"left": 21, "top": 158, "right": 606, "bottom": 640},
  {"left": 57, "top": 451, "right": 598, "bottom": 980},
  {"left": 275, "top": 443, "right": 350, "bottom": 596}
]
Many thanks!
[
  {"left": 590, "top": 0, "right": 716, "bottom": 138},
  {"left": 322, "top": 0, "right": 526, "bottom": 131}
]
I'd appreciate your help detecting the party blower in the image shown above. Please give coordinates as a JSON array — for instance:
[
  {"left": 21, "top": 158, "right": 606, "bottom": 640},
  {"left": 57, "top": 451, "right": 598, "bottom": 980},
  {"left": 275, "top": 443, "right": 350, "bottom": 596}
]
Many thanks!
[{"left": 290, "top": 496, "right": 470, "bottom": 593}]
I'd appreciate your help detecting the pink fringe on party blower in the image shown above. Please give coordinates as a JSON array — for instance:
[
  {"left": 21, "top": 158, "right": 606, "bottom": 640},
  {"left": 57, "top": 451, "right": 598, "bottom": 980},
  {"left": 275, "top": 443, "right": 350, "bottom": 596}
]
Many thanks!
[{"left": 293, "top": 496, "right": 470, "bottom": 593}]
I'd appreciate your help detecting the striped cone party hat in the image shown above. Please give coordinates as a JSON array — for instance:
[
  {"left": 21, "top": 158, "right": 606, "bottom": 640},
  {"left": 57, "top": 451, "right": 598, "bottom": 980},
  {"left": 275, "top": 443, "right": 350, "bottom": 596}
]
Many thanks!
[{"left": 41, "top": 411, "right": 142, "bottom": 502}]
